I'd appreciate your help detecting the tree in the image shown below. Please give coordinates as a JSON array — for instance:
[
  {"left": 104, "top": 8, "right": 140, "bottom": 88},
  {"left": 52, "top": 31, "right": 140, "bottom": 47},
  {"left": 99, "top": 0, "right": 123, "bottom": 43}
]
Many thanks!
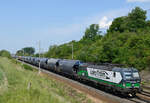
[
  {"left": 108, "top": 16, "right": 127, "bottom": 33},
  {"left": 22, "top": 47, "right": 35, "bottom": 55},
  {"left": 16, "top": 47, "right": 35, "bottom": 56},
  {"left": 127, "top": 7, "right": 147, "bottom": 32},
  {"left": 83, "top": 24, "right": 102, "bottom": 41},
  {"left": 0, "top": 50, "right": 11, "bottom": 58},
  {"left": 147, "top": 20, "right": 150, "bottom": 27},
  {"left": 34, "top": 53, "right": 39, "bottom": 57},
  {"left": 16, "top": 50, "right": 23, "bottom": 56},
  {"left": 108, "top": 7, "right": 147, "bottom": 33}
]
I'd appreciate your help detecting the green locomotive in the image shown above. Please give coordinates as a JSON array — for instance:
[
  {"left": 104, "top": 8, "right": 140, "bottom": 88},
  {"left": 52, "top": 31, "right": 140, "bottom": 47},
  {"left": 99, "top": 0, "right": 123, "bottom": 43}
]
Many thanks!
[{"left": 77, "top": 64, "right": 141, "bottom": 96}]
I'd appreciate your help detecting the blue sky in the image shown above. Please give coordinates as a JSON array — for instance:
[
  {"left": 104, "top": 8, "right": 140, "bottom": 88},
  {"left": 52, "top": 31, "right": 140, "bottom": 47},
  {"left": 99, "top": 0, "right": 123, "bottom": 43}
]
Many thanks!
[{"left": 0, "top": 0, "right": 150, "bottom": 53}]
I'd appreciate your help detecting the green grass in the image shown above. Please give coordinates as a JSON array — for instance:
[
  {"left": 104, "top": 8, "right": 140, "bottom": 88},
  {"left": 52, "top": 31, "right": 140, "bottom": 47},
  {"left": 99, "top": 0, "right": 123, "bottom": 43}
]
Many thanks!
[
  {"left": 0, "top": 57, "right": 93, "bottom": 103},
  {"left": 22, "top": 64, "right": 33, "bottom": 71},
  {"left": 0, "top": 68, "right": 4, "bottom": 85}
]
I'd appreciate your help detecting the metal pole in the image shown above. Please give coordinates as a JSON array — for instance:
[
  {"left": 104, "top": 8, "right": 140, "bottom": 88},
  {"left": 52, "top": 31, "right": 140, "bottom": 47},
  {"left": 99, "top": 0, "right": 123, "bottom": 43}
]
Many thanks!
[
  {"left": 66, "top": 43, "right": 74, "bottom": 59},
  {"left": 41, "top": 48, "right": 44, "bottom": 58},
  {"left": 22, "top": 49, "right": 24, "bottom": 65},
  {"left": 39, "top": 41, "right": 41, "bottom": 74},
  {"left": 72, "top": 43, "right": 73, "bottom": 59}
]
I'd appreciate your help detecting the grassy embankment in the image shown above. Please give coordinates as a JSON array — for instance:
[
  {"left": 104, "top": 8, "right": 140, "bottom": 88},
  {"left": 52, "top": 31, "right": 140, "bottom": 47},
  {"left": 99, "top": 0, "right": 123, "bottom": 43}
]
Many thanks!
[{"left": 0, "top": 57, "right": 93, "bottom": 103}]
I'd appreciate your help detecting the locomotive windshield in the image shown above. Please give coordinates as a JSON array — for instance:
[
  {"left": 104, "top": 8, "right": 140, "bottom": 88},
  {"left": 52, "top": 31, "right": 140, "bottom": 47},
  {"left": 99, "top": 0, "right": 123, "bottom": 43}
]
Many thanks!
[
  {"left": 133, "top": 72, "right": 139, "bottom": 78},
  {"left": 124, "top": 72, "right": 132, "bottom": 79},
  {"left": 123, "top": 71, "right": 140, "bottom": 80}
]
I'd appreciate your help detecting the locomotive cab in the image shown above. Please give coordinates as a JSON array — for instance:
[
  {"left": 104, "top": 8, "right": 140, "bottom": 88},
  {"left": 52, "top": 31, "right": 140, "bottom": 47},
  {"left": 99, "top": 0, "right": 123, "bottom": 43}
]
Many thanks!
[{"left": 121, "top": 68, "right": 141, "bottom": 95}]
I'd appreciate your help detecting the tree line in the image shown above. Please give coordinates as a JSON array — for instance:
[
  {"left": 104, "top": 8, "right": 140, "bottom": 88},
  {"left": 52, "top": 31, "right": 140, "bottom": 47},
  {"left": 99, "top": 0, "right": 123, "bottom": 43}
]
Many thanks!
[
  {"left": 16, "top": 47, "right": 35, "bottom": 56},
  {"left": 15, "top": 7, "right": 150, "bottom": 71},
  {"left": 44, "top": 7, "right": 150, "bottom": 71}
]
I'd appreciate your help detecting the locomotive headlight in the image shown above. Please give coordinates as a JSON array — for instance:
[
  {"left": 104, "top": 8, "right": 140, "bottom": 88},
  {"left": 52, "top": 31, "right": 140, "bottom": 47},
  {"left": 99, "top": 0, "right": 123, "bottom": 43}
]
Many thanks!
[
  {"left": 82, "top": 73, "right": 85, "bottom": 76},
  {"left": 123, "top": 83, "right": 126, "bottom": 87}
]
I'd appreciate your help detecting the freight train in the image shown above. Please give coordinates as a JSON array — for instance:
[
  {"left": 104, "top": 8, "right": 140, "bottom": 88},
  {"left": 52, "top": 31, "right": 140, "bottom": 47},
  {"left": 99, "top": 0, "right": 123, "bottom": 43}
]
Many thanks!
[{"left": 14, "top": 56, "right": 141, "bottom": 96}]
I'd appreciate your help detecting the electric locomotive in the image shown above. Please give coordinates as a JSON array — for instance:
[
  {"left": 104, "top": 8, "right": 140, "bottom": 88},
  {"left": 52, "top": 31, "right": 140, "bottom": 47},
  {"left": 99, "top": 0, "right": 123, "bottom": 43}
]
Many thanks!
[{"left": 77, "top": 64, "right": 141, "bottom": 96}]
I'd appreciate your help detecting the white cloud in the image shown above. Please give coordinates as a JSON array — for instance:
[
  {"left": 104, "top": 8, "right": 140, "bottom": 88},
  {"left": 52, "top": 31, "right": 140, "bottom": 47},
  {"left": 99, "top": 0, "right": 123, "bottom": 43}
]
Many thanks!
[
  {"left": 98, "top": 16, "right": 112, "bottom": 29},
  {"left": 127, "top": 0, "right": 150, "bottom": 2}
]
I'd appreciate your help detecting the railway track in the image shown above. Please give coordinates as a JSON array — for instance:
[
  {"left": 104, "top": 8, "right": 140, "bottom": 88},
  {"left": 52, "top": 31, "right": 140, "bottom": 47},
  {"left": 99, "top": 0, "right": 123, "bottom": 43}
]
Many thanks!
[
  {"left": 141, "top": 91, "right": 150, "bottom": 97},
  {"left": 136, "top": 93, "right": 150, "bottom": 103},
  {"left": 135, "top": 86, "right": 150, "bottom": 103},
  {"left": 128, "top": 85, "right": 150, "bottom": 103},
  {"left": 142, "top": 86, "right": 150, "bottom": 90},
  {"left": 17, "top": 59, "right": 150, "bottom": 103}
]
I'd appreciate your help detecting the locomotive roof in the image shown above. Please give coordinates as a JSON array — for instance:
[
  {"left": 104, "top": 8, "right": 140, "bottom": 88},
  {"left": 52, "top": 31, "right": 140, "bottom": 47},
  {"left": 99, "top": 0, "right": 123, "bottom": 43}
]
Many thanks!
[
  {"left": 87, "top": 65, "right": 136, "bottom": 71},
  {"left": 113, "top": 67, "right": 138, "bottom": 72},
  {"left": 87, "top": 65, "right": 115, "bottom": 71}
]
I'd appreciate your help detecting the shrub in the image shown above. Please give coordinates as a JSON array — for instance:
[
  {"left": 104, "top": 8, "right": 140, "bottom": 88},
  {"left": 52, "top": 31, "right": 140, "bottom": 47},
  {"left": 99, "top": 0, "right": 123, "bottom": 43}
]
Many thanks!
[{"left": 0, "top": 50, "right": 11, "bottom": 58}]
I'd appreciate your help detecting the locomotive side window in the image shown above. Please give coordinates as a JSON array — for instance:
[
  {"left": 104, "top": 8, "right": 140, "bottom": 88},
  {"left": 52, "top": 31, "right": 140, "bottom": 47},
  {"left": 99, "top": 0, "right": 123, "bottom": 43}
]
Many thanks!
[
  {"left": 113, "top": 72, "right": 116, "bottom": 77},
  {"left": 124, "top": 72, "right": 132, "bottom": 79},
  {"left": 133, "top": 72, "right": 139, "bottom": 78}
]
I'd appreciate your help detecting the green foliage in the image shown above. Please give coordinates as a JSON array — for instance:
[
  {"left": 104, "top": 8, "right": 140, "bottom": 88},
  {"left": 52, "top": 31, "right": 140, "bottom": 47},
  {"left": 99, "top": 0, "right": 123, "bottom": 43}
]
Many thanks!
[
  {"left": 82, "top": 24, "right": 102, "bottom": 41},
  {"left": 99, "top": 32, "right": 150, "bottom": 70},
  {"left": 0, "top": 69, "right": 4, "bottom": 85},
  {"left": 45, "top": 41, "right": 76, "bottom": 59},
  {"left": 0, "top": 50, "right": 11, "bottom": 58},
  {"left": 147, "top": 20, "right": 150, "bottom": 27},
  {"left": 22, "top": 64, "right": 33, "bottom": 71},
  {"left": 16, "top": 50, "right": 24, "bottom": 56},
  {"left": 127, "top": 7, "right": 147, "bottom": 32},
  {"left": 43, "top": 7, "right": 150, "bottom": 71},
  {"left": 22, "top": 47, "right": 35, "bottom": 55},
  {"left": 108, "top": 7, "right": 147, "bottom": 33},
  {"left": 108, "top": 17, "right": 126, "bottom": 33},
  {"left": 34, "top": 53, "right": 39, "bottom": 57},
  {"left": 16, "top": 47, "right": 35, "bottom": 56}
]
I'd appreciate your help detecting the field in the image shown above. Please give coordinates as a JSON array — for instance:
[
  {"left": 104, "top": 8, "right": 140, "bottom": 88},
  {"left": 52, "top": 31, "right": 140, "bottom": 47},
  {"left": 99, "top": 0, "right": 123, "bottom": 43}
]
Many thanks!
[{"left": 0, "top": 57, "right": 93, "bottom": 103}]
